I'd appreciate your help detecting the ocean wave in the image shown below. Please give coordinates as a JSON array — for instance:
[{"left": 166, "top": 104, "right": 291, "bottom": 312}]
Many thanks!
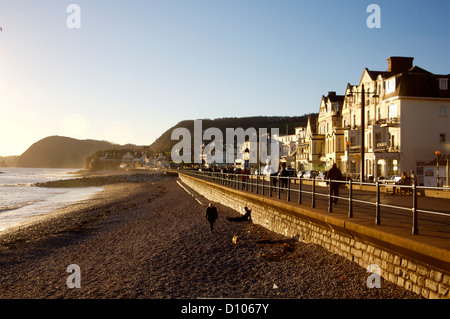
[
  {"left": 0, "top": 200, "right": 44, "bottom": 213},
  {"left": 0, "top": 183, "right": 34, "bottom": 188}
]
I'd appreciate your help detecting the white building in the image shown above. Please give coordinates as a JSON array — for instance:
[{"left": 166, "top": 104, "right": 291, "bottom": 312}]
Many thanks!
[
  {"left": 279, "top": 133, "right": 300, "bottom": 169},
  {"left": 317, "top": 91, "right": 345, "bottom": 171},
  {"left": 296, "top": 116, "right": 324, "bottom": 172},
  {"left": 341, "top": 56, "right": 450, "bottom": 183}
]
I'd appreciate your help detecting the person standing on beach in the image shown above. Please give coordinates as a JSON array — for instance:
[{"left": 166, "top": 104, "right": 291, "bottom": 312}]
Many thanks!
[{"left": 205, "top": 203, "right": 218, "bottom": 233}]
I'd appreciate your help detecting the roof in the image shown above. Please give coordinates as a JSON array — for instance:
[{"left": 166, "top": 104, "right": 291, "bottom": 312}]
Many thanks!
[
  {"left": 384, "top": 67, "right": 450, "bottom": 99},
  {"left": 328, "top": 94, "right": 345, "bottom": 103},
  {"left": 425, "top": 154, "right": 449, "bottom": 166},
  {"left": 307, "top": 116, "right": 317, "bottom": 134},
  {"left": 366, "top": 69, "right": 391, "bottom": 80}
]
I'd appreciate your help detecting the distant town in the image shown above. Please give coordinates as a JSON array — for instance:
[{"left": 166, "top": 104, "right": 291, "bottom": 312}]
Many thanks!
[{"left": 86, "top": 149, "right": 170, "bottom": 171}]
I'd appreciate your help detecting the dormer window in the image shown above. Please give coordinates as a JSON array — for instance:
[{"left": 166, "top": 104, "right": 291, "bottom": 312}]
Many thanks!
[
  {"left": 327, "top": 102, "right": 332, "bottom": 113},
  {"left": 439, "top": 78, "right": 448, "bottom": 90},
  {"left": 385, "top": 78, "right": 396, "bottom": 94}
]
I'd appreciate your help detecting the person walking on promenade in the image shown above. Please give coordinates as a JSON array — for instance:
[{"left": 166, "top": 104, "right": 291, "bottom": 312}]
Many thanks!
[
  {"left": 205, "top": 203, "right": 218, "bottom": 233},
  {"left": 326, "top": 163, "right": 343, "bottom": 204},
  {"left": 278, "top": 163, "right": 289, "bottom": 189}
]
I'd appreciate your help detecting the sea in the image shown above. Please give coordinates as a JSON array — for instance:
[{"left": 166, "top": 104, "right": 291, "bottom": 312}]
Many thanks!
[{"left": 0, "top": 167, "right": 103, "bottom": 233}]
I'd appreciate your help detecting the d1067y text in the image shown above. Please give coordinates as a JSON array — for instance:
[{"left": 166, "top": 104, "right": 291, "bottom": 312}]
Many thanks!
[{"left": 225, "top": 303, "right": 269, "bottom": 314}]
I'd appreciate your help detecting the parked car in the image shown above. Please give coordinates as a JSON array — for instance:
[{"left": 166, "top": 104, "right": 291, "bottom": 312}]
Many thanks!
[
  {"left": 285, "top": 168, "right": 296, "bottom": 177},
  {"left": 315, "top": 171, "right": 326, "bottom": 181},
  {"left": 302, "top": 170, "right": 318, "bottom": 179},
  {"left": 379, "top": 175, "right": 401, "bottom": 184}
]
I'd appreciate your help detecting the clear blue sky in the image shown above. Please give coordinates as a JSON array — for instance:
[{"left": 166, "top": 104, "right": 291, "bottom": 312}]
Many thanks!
[{"left": 1, "top": 0, "right": 449, "bottom": 156}]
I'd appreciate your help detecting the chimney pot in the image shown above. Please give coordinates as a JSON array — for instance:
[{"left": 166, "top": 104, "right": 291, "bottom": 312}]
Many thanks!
[{"left": 387, "top": 56, "right": 414, "bottom": 74}]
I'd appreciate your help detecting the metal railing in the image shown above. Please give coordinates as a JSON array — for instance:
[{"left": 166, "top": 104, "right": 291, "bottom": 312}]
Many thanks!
[{"left": 180, "top": 170, "right": 450, "bottom": 235}]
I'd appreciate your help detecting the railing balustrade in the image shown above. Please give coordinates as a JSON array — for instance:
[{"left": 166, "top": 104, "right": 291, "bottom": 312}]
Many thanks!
[{"left": 180, "top": 170, "right": 450, "bottom": 235}]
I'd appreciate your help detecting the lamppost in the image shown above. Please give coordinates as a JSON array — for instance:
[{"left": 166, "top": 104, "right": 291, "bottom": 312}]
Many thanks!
[
  {"left": 435, "top": 150, "right": 440, "bottom": 187},
  {"left": 244, "top": 147, "right": 250, "bottom": 171},
  {"left": 346, "top": 84, "right": 378, "bottom": 182},
  {"left": 346, "top": 141, "right": 350, "bottom": 179},
  {"left": 447, "top": 155, "right": 449, "bottom": 187}
]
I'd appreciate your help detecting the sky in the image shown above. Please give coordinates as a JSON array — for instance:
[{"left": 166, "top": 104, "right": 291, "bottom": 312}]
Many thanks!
[{"left": 0, "top": 0, "right": 449, "bottom": 156}]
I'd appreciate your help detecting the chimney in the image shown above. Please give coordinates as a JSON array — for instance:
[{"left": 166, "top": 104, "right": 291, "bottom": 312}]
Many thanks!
[
  {"left": 387, "top": 56, "right": 414, "bottom": 74},
  {"left": 328, "top": 91, "right": 336, "bottom": 97}
]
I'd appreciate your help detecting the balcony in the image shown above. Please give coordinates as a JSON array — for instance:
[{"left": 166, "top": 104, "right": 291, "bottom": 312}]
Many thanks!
[
  {"left": 349, "top": 145, "right": 361, "bottom": 153},
  {"left": 376, "top": 117, "right": 400, "bottom": 127},
  {"left": 388, "top": 145, "right": 400, "bottom": 152},
  {"left": 375, "top": 142, "right": 388, "bottom": 151},
  {"left": 374, "top": 142, "right": 400, "bottom": 153}
]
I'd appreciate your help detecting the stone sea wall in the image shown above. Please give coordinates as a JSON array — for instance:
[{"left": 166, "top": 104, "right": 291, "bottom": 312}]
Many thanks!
[{"left": 179, "top": 173, "right": 450, "bottom": 299}]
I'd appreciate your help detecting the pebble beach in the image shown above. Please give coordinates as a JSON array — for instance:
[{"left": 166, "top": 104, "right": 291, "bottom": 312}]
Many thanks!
[{"left": 0, "top": 171, "right": 421, "bottom": 299}]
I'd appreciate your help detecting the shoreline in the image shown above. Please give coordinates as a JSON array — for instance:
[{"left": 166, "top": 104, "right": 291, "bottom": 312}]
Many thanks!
[
  {"left": 35, "top": 169, "right": 167, "bottom": 187},
  {"left": 0, "top": 170, "right": 168, "bottom": 249},
  {"left": 0, "top": 183, "right": 142, "bottom": 249}
]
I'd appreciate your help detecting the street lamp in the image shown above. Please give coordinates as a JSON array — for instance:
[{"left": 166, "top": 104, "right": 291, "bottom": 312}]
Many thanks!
[
  {"left": 435, "top": 150, "right": 440, "bottom": 187},
  {"left": 244, "top": 147, "right": 250, "bottom": 171},
  {"left": 346, "top": 141, "right": 350, "bottom": 178},
  {"left": 346, "top": 84, "right": 378, "bottom": 182}
]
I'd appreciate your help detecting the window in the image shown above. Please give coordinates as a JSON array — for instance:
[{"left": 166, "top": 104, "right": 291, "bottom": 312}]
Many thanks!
[
  {"left": 375, "top": 132, "right": 382, "bottom": 142},
  {"left": 385, "top": 78, "right": 396, "bottom": 94},
  {"left": 390, "top": 133, "right": 396, "bottom": 148},
  {"left": 388, "top": 104, "right": 398, "bottom": 119},
  {"left": 439, "top": 78, "right": 448, "bottom": 90},
  {"left": 388, "top": 159, "right": 398, "bottom": 176},
  {"left": 440, "top": 134, "right": 446, "bottom": 143},
  {"left": 350, "top": 161, "right": 356, "bottom": 173},
  {"left": 440, "top": 106, "right": 447, "bottom": 116}
]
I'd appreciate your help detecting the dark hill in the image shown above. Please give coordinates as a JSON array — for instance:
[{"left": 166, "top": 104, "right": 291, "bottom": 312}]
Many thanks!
[
  {"left": 16, "top": 136, "right": 136, "bottom": 168},
  {"left": 15, "top": 114, "right": 318, "bottom": 168},
  {"left": 149, "top": 114, "right": 318, "bottom": 153}
]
